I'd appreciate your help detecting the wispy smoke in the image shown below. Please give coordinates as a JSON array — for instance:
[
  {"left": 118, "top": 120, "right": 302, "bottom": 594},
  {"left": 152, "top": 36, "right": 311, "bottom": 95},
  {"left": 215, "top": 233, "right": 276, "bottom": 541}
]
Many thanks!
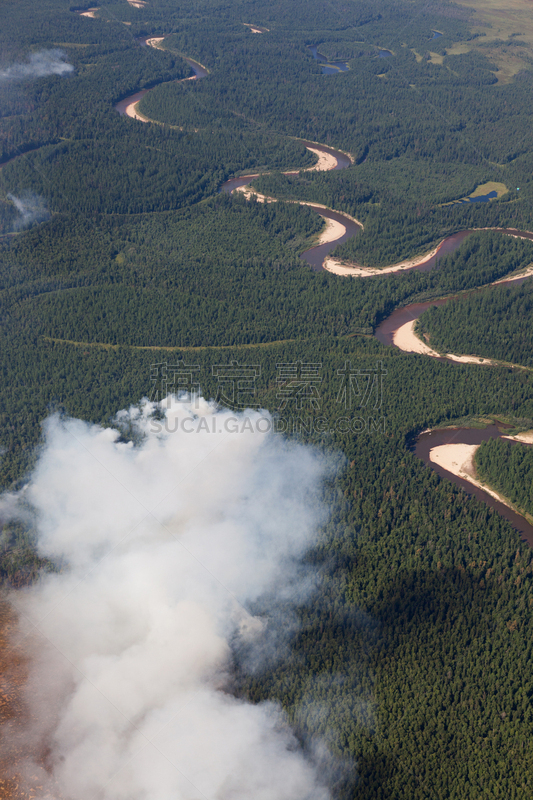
[
  {"left": 1, "top": 396, "right": 336, "bottom": 799},
  {"left": 7, "top": 192, "right": 50, "bottom": 230},
  {"left": 0, "top": 49, "right": 74, "bottom": 83}
]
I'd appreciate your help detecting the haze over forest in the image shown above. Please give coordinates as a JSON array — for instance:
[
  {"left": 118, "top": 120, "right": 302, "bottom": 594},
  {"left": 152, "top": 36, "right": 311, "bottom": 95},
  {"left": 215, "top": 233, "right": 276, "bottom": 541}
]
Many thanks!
[{"left": 1, "top": 0, "right": 533, "bottom": 797}]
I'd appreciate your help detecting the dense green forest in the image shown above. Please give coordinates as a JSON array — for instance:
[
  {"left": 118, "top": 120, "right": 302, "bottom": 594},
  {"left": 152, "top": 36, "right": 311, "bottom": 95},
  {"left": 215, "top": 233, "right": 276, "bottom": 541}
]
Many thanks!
[
  {"left": 2, "top": 0, "right": 533, "bottom": 797},
  {"left": 476, "top": 438, "right": 533, "bottom": 517},
  {"left": 416, "top": 276, "right": 533, "bottom": 366}
]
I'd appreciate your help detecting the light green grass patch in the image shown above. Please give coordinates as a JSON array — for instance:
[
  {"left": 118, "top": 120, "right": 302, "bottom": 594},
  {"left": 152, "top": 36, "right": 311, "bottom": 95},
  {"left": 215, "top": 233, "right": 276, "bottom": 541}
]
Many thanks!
[
  {"left": 453, "top": 0, "right": 533, "bottom": 78},
  {"left": 470, "top": 181, "right": 508, "bottom": 198},
  {"left": 440, "top": 182, "right": 508, "bottom": 206}
]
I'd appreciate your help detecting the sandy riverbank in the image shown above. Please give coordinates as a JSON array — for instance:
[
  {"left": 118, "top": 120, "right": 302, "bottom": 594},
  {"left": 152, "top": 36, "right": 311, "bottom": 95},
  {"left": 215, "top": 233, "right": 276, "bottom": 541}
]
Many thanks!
[
  {"left": 429, "top": 442, "right": 513, "bottom": 507},
  {"left": 493, "top": 262, "right": 533, "bottom": 284},
  {"left": 303, "top": 147, "right": 338, "bottom": 172},
  {"left": 235, "top": 184, "right": 270, "bottom": 202},
  {"left": 393, "top": 320, "right": 440, "bottom": 356},
  {"left": 324, "top": 241, "right": 443, "bottom": 276},
  {"left": 243, "top": 23, "right": 270, "bottom": 33},
  {"left": 393, "top": 320, "right": 497, "bottom": 364},
  {"left": 317, "top": 216, "right": 346, "bottom": 245},
  {"left": 124, "top": 95, "right": 150, "bottom": 121},
  {"left": 503, "top": 430, "right": 533, "bottom": 444}
]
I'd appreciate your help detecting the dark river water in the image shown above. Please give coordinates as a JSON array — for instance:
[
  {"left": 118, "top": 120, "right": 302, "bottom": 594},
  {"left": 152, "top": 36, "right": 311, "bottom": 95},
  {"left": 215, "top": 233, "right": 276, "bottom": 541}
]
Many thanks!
[{"left": 415, "top": 426, "right": 533, "bottom": 546}]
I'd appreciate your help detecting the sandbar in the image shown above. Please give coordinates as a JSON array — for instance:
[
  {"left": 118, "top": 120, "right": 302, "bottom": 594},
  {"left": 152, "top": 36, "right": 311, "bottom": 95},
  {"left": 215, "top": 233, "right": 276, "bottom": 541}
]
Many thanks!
[
  {"left": 324, "top": 229, "right": 533, "bottom": 279},
  {"left": 493, "top": 262, "right": 533, "bottom": 284},
  {"left": 233, "top": 187, "right": 355, "bottom": 248},
  {"left": 324, "top": 241, "right": 443, "bottom": 276},
  {"left": 429, "top": 443, "right": 511, "bottom": 506},
  {"left": 235, "top": 184, "right": 271, "bottom": 203},
  {"left": 124, "top": 96, "right": 150, "bottom": 121},
  {"left": 393, "top": 320, "right": 497, "bottom": 364},
  {"left": 303, "top": 147, "right": 338, "bottom": 172},
  {"left": 317, "top": 217, "right": 346, "bottom": 245},
  {"left": 503, "top": 430, "right": 533, "bottom": 444},
  {"left": 243, "top": 23, "right": 269, "bottom": 33},
  {"left": 393, "top": 320, "right": 440, "bottom": 356}
]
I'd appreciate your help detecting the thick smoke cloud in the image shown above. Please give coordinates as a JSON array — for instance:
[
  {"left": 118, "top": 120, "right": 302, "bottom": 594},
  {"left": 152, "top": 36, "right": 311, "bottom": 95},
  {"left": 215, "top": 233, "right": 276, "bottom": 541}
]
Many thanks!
[
  {"left": 0, "top": 49, "right": 74, "bottom": 83},
  {"left": 1, "top": 396, "right": 334, "bottom": 799},
  {"left": 7, "top": 192, "right": 50, "bottom": 230}
]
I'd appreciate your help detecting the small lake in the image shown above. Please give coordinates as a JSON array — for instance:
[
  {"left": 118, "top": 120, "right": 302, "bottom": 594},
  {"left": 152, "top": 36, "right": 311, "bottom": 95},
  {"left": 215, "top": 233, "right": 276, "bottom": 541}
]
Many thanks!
[
  {"left": 378, "top": 49, "right": 392, "bottom": 58},
  {"left": 454, "top": 191, "right": 498, "bottom": 204},
  {"left": 430, "top": 31, "right": 443, "bottom": 40}
]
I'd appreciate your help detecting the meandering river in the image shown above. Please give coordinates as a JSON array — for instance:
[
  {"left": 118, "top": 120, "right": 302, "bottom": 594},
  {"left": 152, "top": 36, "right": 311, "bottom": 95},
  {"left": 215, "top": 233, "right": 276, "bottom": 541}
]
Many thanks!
[{"left": 37, "top": 28, "right": 533, "bottom": 541}]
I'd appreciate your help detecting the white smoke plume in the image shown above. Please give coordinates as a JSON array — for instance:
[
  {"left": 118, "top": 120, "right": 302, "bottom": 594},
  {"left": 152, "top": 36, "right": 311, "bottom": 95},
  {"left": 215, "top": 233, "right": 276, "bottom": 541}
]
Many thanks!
[
  {"left": 0, "top": 49, "right": 74, "bottom": 83},
  {"left": 1, "top": 396, "right": 335, "bottom": 799},
  {"left": 7, "top": 191, "right": 50, "bottom": 230}
]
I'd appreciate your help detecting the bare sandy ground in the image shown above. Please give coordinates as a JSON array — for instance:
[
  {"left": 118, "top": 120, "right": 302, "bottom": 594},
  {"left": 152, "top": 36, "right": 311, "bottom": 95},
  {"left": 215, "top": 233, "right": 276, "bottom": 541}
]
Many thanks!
[
  {"left": 235, "top": 185, "right": 272, "bottom": 203},
  {"left": 503, "top": 430, "right": 533, "bottom": 444},
  {"left": 145, "top": 37, "right": 164, "bottom": 47},
  {"left": 429, "top": 442, "right": 512, "bottom": 506},
  {"left": 127, "top": 0, "right": 147, "bottom": 6},
  {"left": 124, "top": 96, "right": 150, "bottom": 121},
  {"left": 303, "top": 147, "right": 338, "bottom": 172},
  {"left": 299, "top": 201, "right": 362, "bottom": 226},
  {"left": 324, "top": 241, "right": 443, "bottom": 276},
  {"left": 393, "top": 320, "right": 441, "bottom": 357},
  {"left": 79, "top": 7, "right": 99, "bottom": 16},
  {"left": 493, "top": 262, "right": 533, "bottom": 284},
  {"left": 393, "top": 320, "right": 497, "bottom": 364},
  {"left": 231, "top": 142, "right": 361, "bottom": 247},
  {"left": 317, "top": 217, "right": 346, "bottom": 245},
  {"left": 243, "top": 23, "right": 269, "bottom": 33}
]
